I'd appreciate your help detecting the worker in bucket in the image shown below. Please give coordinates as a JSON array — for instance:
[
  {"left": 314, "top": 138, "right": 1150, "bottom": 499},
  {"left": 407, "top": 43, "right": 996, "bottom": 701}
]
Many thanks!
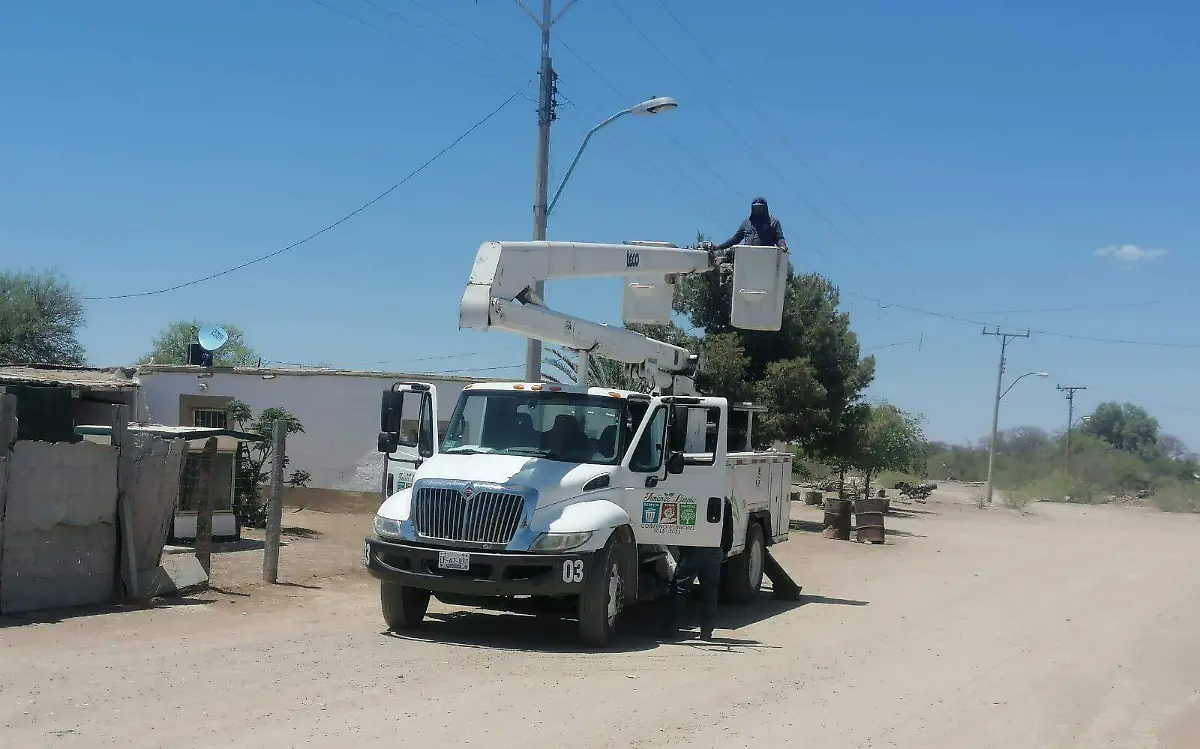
[
  {"left": 712, "top": 196, "right": 788, "bottom": 262},
  {"left": 662, "top": 545, "right": 722, "bottom": 640}
]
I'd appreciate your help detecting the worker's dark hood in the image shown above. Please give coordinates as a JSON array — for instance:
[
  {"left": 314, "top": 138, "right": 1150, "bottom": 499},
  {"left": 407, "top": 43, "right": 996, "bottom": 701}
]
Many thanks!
[{"left": 750, "top": 196, "right": 769, "bottom": 222}]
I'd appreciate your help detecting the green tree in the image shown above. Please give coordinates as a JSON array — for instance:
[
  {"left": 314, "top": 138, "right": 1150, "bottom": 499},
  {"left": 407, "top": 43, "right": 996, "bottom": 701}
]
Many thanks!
[
  {"left": 1082, "top": 401, "right": 1160, "bottom": 458},
  {"left": 674, "top": 234, "right": 875, "bottom": 452},
  {"left": 224, "top": 399, "right": 305, "bottom": 526},
  {"left": 850, "top": 403, "right": 927, "bottom": 497},
  {"left": 0, "top": 269, "right": 86, "bottom": 365},
  {"left": 140, "top": 320, "right": 259, "bottom": 367}
]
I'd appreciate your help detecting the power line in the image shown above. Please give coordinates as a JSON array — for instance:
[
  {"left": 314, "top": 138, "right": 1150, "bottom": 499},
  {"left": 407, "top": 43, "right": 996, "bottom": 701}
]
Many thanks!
[
  {"left": 648, "top": 0, "right": 880, "bottom": 239},
  {"left": 354, "top": 0, "right": 529, "bottom": 80},
  {"left": 960, "top": 300, "right": 1167, "bottom": 315},
  {"left": 303, "top": 0, "right": 514, "bottom": 84},
  {"left": 840, "top": 289, "right": 1200, "bottom": 349},
  {"left": 553, "top": 35, "right": 748, "bottom": 202},
  {"left": 608, "top": 0, "right": 878, "bottom": 267},
  {"left": 84, "top": 83, "right": 531, "bottom": 301},
  {"left": 401, "top": 0, "right": 531, "bottom": 69}
]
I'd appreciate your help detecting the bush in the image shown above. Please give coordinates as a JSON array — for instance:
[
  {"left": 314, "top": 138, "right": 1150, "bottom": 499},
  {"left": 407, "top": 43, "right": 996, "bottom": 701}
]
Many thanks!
[
  {"left": 1002, "top": 472, "right": 1100, "bottom": 505},
  {"left": 1153, "top": 482, "right": 1200, "bottom": 513}
]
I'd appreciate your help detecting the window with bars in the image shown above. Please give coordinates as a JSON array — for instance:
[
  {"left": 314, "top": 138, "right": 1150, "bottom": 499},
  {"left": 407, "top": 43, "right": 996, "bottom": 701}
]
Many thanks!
[{"left": 193, "top": 408, "right": 228, "bottom": 429}]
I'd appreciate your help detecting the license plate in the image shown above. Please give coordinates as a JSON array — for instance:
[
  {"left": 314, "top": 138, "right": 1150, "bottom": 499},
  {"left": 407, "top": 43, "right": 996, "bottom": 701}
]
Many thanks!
[{"left": 438, "top": 551, "right": 471, "bottom": 571}]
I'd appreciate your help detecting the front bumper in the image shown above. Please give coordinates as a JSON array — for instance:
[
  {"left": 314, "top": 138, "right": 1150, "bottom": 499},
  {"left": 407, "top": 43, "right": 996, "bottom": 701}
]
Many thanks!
[{"left": 364, "top": 536, "right": 593, "bottom": 597}]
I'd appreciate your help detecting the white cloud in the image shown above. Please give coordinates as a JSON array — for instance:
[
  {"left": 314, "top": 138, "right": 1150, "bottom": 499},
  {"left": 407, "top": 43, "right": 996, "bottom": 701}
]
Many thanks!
[{"left": 1095, "top": 244, "right": 1167, "bottom": 264}]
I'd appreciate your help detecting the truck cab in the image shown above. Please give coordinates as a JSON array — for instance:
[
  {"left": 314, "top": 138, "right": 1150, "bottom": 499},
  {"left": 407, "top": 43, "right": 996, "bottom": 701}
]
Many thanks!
[{"left": 365, "top": 381, "right": 791, "bottom": 647}]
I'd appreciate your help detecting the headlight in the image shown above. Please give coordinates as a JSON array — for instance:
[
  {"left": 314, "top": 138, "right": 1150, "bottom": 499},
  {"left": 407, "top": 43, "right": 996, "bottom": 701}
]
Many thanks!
[
  {"left": 374, "top": 515, "right": 403, "bottom": 539},
  {"left": 529, "top": 531, "right": 593, "bottom": 553}
]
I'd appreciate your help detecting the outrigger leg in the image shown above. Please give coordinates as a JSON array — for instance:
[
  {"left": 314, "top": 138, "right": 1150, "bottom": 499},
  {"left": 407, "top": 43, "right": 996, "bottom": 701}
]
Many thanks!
[{"left": 764, "top": 549, "right": 802, "bottom": 601}]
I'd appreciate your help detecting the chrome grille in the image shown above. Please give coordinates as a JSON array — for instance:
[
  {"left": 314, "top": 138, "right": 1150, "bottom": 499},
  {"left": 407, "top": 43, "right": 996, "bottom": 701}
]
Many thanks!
[{"left": 411, "top": 486, "right": 525, "bottom": 545}]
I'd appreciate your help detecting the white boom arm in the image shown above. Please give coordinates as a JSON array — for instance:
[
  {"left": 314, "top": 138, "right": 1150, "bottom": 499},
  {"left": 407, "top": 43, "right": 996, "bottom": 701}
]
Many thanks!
[
  {"left": 460, "top": 240, "right": 717, "bottom": 392},
  {"left": 459, "top": 239, "right": 788, "bottom": 393}
]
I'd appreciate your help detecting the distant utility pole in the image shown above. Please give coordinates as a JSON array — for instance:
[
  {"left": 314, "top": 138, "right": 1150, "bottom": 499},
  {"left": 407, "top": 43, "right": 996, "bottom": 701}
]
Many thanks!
[
  {"left": 983, "top": 326, "right": 1030, "bottom": 505},
  {"left": 1057, "top": 385, "right": 1087, "bottom": 475},
  {"left": 517, "top": 0, "right": 576, "bottom": 383}
]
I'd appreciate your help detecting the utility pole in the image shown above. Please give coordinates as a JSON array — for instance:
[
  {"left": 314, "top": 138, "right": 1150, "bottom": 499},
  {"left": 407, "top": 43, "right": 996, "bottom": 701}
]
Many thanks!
[
  {"left": 1057, "top": 385, "right": 1087, "bottom": 475},
  {"left": 982, "top": 326, "right": 1030, "bottom": 505},
  {"left": 518, "top": 0, "right": 574, "bottom": 383}
]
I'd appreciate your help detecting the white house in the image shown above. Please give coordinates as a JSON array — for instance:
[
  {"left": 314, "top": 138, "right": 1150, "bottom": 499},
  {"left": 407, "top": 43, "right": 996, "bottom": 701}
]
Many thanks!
[{"left": 133, "top": 365, "right": 487, "bottom": 494}]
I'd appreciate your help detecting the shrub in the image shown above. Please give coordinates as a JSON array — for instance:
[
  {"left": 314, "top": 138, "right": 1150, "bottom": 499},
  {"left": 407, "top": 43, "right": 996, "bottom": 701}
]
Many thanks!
[
  {"left": 1153, "top": 482, "right": 1200, "bottom": 513},
  {"left": 1002, "top": 472, "right": 1100, "bottom": 505}
]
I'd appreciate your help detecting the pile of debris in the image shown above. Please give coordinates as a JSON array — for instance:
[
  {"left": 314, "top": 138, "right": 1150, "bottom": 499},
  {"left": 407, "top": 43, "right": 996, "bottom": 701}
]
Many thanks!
[{"left": 894, "top": 480, "right": 938, "bottom": 502}]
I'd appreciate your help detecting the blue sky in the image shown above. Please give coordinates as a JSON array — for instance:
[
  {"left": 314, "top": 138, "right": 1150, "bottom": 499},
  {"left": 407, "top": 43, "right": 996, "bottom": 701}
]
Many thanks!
[{"left": 3, "top": 0, "right": 1198, "bottom": 447}]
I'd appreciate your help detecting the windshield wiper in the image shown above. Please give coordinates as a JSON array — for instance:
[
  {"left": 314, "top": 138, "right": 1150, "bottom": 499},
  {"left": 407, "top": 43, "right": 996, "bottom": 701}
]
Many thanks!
[
  {"left": 443, "top": 446, "right": 483, "bottom": 455},
  {"left": 505, "top": 447, "right": 556, "bottom": 458}
]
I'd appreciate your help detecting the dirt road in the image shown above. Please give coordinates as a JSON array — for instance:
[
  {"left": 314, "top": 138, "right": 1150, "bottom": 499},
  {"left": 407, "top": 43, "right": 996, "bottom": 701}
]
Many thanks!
[{"left": 3, "top": 487, "right": 1199, "bottom": 748}]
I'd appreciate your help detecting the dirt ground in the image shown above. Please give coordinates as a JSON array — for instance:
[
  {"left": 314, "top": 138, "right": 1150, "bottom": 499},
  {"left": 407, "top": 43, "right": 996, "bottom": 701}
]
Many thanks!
[{"left": 3, "top": 483, "right": 1200, "bottom": 748}]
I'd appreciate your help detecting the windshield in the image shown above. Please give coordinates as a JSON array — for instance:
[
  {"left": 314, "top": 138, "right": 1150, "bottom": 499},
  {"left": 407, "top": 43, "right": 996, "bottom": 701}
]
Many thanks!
[{"left": 440, "top": 390, "right": 630, "bottom": 465}]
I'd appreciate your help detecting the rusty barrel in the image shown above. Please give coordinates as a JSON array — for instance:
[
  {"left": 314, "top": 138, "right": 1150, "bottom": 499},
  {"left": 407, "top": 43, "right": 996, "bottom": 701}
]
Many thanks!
[
  {"left": 822, "top": 498, "right": 852, "bottom": 540},
  {"left": 854, "top": 497, "right": 887, "bottom": 544},
  {"left": 805, "top": 490, "right": 824, "bottom": 506}
]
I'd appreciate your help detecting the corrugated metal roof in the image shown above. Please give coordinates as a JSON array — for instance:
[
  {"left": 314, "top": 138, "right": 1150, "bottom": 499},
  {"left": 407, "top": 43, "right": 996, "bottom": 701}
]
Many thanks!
[
  {"left": 75, "top": 424, "right": 266, "bottom": 442},
  {"left": 0, "top": 365, "right": 138, "bottom": 390}
]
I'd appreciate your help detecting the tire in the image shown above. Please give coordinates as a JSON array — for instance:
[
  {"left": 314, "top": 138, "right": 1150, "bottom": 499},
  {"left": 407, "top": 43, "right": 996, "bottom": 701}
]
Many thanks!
[
  {"left": 578, "top": 534, "right": 628, "bottom": 648},
  {"left": 722, "top": 521, "right": 766, "bottom": 605},
  {"left": 381, "top": 582, "right": 431, "bottom": 631}
]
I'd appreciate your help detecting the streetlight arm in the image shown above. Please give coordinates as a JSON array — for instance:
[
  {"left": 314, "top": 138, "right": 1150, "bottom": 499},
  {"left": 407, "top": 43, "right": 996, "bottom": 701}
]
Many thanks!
[
  {"left": 1000, "top": 371, "right": 1045, "bottom": 401},
  {"left": 546, "top": 109, "right": 631, "bottom": 217}
]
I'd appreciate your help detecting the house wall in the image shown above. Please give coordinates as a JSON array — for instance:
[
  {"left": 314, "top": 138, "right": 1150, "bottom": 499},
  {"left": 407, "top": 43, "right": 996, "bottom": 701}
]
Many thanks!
[{"left": 134, "top": 369, "right": 478, "bottom": 492}]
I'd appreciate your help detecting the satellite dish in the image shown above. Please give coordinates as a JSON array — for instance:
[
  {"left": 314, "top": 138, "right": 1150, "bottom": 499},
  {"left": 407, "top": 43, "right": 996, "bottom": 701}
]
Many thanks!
[{"left": 197, "top": 325, "right": 229, "bottom": 352}]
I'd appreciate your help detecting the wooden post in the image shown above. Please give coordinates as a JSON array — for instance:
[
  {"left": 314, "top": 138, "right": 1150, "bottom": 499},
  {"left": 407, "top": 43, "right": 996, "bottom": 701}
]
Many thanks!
[
  {"left": 262, "top": 421, "right": 287, "bottom": 583},
  {"left": 0, "top": 393, "right": 17, "bottom": 592},
  {"left": 193, "top": 437, "right": 220, "bottom": 577},
  {"left": 0, "top": 393, "right": 16, "bottom": 453},
  {"left": 112, "top": 404, "right": 140, "bottom": 599}
]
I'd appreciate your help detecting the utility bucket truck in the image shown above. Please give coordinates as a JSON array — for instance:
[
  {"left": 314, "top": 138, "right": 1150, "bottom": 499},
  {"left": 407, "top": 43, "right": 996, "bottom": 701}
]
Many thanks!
[{"left": 365, "top": 240, "right": 800, "bottom": 647}]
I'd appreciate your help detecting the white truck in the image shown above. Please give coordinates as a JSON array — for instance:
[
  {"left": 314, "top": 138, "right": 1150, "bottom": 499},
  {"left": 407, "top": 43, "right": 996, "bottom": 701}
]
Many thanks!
[{"left": 365, "top": 239, "right": 799, "bottom": 646}]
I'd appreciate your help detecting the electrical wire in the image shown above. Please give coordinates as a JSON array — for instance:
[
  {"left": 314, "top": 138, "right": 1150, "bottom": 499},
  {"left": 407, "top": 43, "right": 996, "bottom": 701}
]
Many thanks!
[
  {"left": 401, "top": 0, "right": 532, "bottom": 70},
  {"left": 608, "top": 0, "right": 879, "bottom": 267},
  {"left": 649, "top": 0, "right": 882, "bottom": 239},
  {"left": 303, "top": 0, "right": 515, "bottom": 84},
  {"left": 84, "top": 82, "right": 531, "bottom": 301},
  {"left": 355, "top": 0, "right": 530, "bottom": 81},
  {"left": 839, "top": 290, "right": 1200, "bottom": 350},
  {"left": 554, "top": 35, "right": 748, "bottom": 202}
]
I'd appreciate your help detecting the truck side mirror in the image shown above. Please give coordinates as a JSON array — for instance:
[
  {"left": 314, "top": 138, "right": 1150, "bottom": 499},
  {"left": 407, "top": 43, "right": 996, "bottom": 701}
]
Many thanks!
[
  {"left": 377, "top": 431, "right": 398, "bottom": 454},
  {"left": 666, "top": 451, "right": 685, "bottom": 475},
  {"left": 379, "top": 389, "right": 428, "bottom": 452}
]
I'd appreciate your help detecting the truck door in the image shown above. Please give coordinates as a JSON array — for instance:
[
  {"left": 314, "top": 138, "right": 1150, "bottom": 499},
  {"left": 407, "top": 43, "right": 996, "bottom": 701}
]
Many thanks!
[
  {"left": 621, "top": 397, "right": 726, "bottom": 549},
  {"left": 378, "top": 382, "right": 439, "bottom": 500}
]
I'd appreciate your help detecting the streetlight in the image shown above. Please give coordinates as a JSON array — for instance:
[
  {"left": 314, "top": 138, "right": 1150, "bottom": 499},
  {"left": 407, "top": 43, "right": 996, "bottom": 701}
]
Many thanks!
[
  {"left": 524, "top": 95, "right": 679, "bottom": 383},
  {"left": 985, "top": 371, "right": 1049, "bottom": 504},
  {"left": 547, "top": 96, "right": 678, "bottom": 217}
]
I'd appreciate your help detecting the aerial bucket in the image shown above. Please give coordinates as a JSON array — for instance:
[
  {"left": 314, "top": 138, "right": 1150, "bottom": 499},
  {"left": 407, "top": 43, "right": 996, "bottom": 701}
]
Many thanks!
[{"left": 729, "top": 245, "right": 787, "bottom": 332}]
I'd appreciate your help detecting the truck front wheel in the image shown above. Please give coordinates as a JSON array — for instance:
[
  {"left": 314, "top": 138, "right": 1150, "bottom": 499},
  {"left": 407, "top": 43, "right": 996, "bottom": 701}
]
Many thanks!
[
  {"left": 578, "top": 535, "right": 627, "bottom": 648},
  {"left": 722, "top": 521, "right": 766, "bottom": 605},
  {"left": 381, "top": 582, "right": 431, "bottom": 631}
]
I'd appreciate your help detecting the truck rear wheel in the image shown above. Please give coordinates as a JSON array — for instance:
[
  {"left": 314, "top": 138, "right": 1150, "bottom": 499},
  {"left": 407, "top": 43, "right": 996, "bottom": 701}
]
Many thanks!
[
  {"left": 722, "top": 521, "right": 765, "bottom": 605},
  {"left": 578, "top": 535, "right": 627, "bottom": 648},
  {"left": 381, "top": 582, "right": 431, "bottom": 631}
]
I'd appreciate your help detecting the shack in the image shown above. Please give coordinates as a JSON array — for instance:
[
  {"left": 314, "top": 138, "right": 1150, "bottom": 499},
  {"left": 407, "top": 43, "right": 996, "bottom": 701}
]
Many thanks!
[
  {"left": 77, "top": 424, "right": 264, "bottom": 542},
  {"left": 0, "top": 365, "right": 138, "bottom": 442}
]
